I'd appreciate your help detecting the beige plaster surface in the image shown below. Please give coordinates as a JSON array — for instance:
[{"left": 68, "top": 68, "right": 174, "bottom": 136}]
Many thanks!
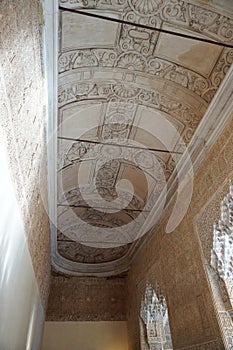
[
  {"left": 42, "top": 321, "right": 128, "bottom": 350},
  {"left": 126, "top": 116, "right": 233, "bottom": 349}
]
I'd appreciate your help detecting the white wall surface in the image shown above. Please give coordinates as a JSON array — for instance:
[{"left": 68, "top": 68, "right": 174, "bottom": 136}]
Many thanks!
[{"left": 0, "top": 133, "right": 45, "bottom": 350}]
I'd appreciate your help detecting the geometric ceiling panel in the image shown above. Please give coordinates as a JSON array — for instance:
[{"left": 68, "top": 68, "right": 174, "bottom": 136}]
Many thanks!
[
  {"left": 61, "top": 12, "right": 120, "bottom": 50},
  {"left": 52, "top": 0, "right": 233, "bottom": 276},
  {"left": 155, "top": 33, "right": 223, "bottom": 76}
]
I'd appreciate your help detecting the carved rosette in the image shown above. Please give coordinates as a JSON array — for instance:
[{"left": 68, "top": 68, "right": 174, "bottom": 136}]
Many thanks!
[{"left": 116, "top": 52, "right": 147, "bottom": 71}]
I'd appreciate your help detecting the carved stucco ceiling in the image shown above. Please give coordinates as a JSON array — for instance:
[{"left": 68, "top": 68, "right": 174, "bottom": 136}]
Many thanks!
[{"left": 54, "top": 0, "right": 233, "bottom": 276}]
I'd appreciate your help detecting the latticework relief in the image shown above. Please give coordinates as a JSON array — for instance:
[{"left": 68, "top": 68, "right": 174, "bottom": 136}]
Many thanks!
[
  {"left": 195, "top": 178, "right": 233, "bottom": 263},
  {"left": 210, "top": 186, "right": 233, "bottom": 287},
  {"left": 195, "top": 179, "right": 233, "bottom": 349},
  {"left": 209, "top": 186, "right": 233, "bottom": 349},
  {"left": 196, "top": 185, "right": 233, "bottom": 349}
]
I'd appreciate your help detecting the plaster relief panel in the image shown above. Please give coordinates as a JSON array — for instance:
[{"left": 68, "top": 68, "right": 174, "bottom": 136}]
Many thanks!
[
  {"left": 61, "top": 11, "right": 121, "bottom": 50},
  {"left": 53, "top": 0, "right": 233, "bottom": 276},
  {"left": 155, "top": 31, "right": 223, "bottom": 77}
]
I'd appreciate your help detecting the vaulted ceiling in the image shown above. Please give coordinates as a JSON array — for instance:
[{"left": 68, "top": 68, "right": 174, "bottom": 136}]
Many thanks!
[{"left": 52, "top": 0, "right": 233, "bottom": 276}]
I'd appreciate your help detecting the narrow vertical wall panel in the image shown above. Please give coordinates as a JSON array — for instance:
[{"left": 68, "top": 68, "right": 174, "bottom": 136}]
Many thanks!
[{"left": 0, "top": 135, "right": 44, "bottom": 350}]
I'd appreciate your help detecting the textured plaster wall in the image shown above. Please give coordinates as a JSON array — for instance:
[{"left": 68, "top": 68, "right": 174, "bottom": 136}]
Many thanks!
[
  {"left": 41, "top": 321, "right": 128, "bottom": 350},
  {"left": 0, "top": 136, "right": 45, "bottom": 350},
  {"left": 126, "top": 116, "right": 233, "bottom": 350},
  {"left": 0, "top": 0, "right": 50, "bottom": 309},
  {"left": 46, "top": 276, "right": 126, "bottom": 321}
]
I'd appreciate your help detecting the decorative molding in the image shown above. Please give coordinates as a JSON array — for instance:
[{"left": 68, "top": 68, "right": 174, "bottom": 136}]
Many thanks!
[
  {"left": 195, "top": 177, "right": 233, "bottom": 263},
  {"left": 58, "top": 48, "right": 233, "bottom": 103},
  {"left": 43, "top": 0, "right": 59, "bottom": 246},
  {"left": 189, "top": 64, "right": 233, "bottom": 172},
  {"left": 210, "top": 186, "right": 233, "bottom": 349},
  {"left": 217, "top": 310, "right": 233, "bottom": 349},
  {"left": 58, "top": 82, "right": 202, "bottom": 145},
  {"left": 210, "top": 186, "right": 233, "bottom": 286},
  {"left": 195, "top": 182, "right": 233, "bottom": 350},
  {"left": 58, "top": 0, "right": 233, "bottom": 44},
  {"left": 57, "top": 240, "right": 131, "bottom": 264}
]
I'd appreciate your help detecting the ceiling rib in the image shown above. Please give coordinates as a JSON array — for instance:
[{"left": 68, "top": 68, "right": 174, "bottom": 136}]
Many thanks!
[
  {"left": 58, "top": 204, "right": 150, "bottom": 213},
  {"left": 58, "top": 136, "right": 183, "bottom": 155}
]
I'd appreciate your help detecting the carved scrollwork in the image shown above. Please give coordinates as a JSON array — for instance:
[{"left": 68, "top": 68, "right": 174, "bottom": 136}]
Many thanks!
[
  {"left": 58, "top": 50, "right": 98, "bottom": 73},
  {"left": 161, "top": 2, "right": 233, "bottom": 43},
  {"left": 59, "top": 0, "right": 233, "bottom": 43},
  {"left": 59, "top": 0, "right": 129, "bottom": 8},
  {"left": 119, "top": 23, "right": 157, "bottom": 55},
  {"left": 188, "top": 5, "right": 233, "bottom": 42},
  {"left": 60, "top": 186, "right": 146, "bottom": 211},
  {"left": 58, "top": 81, "right": 201, "bottom": 145},
  {"left": 59, "top": 47, "right": 233, "bottom": 104},
  {"left": 58, "top": 240, "right": 131, "bottom": 264},
  {"left": 58, "top": 49, "right": 117, "bottom": 73},
  {"left": 66, "top": 142, "right": 92, "bottom": 163},
  {"left": 59, "top": 0, "right": 102, "bottom": 7},
  {"left": 162, "top": 0, "right": 187, "bottom": 24},
  {"left": 58, "top": 82, "right": 97, "bottom": 104}
]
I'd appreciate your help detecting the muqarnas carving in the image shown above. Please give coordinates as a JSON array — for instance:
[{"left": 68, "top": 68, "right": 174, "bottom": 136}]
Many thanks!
[
  {"left": 140, "top": 282, "right": 173, "bottom": 350},
  {"left": 210, "top": 185, "right": 233, "bottom": 349}
]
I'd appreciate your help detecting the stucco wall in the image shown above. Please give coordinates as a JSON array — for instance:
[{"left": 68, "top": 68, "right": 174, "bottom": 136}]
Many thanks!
[
  {"left": 46, "top": 275, "right": 126, "bottom": 321},
  {"left": 0, "top": 0, "right": 50, "bottom": 309},
  {"left": 0, "top": 136, "right": 45, "bottom": 350},
  {"left": 126, "top": 116, "right": 233, "bottom": 350},
  {"left": 41, "top": 321, "right": 128, "bottom": 350},
  {"left": 0, "top": 1, "right": 51, "bottom": 348}
]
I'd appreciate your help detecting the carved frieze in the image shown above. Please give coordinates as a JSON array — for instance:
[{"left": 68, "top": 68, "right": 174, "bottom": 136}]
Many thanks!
[
  {"left": 57, "top": 238, "right": 131, "bottom": 264},
  {"left": 58, "top": 81, "right": 201, "bottom": 145},
  {"left": 58, "top": 48, "right": 233, "bottom": 103},
  {"left": 59, "top": 0, "right": 233, "bottom": 44}
]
